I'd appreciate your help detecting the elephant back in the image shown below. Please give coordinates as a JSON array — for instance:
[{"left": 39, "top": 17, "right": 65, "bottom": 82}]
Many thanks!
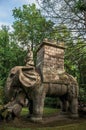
[{"left": 59, "top": 72, "right": 79, "bottom": 97}]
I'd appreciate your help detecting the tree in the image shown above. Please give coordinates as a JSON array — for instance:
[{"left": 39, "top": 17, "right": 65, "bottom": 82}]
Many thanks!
[
  {"left": 36, "top": 0, "right": 86, "bottom": 103},
  {"left": 12, "top": 4, "right": 54, "bottom": 50},
  {"left": 36, "top": 0, "right": 86, "bottom": 63},
  {"left": 36, "top": 0, "right": 86, "bottom": 39},
  {"left": 0, "top": 26, "right": 26, "bottom": 87}
]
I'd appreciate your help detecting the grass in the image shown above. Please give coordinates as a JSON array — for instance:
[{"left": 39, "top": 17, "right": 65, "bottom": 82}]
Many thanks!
[
  {"left": 21, "top": 107, "right": 60, "bottom": 116},
  {"left": 20, "top": 107, "right": 29, "bottom": 116},
  {"left": 43, "top": 107, "right": 60, "bottom": 115},
  {"left": 1, "top": 122, "right": 86, "bottom": 130},
  {"left": 0, "top": 107, "right": 86, "bottom": 130},
  {"left": 36, "top": 123, "right": 86, "bottom": 130}
]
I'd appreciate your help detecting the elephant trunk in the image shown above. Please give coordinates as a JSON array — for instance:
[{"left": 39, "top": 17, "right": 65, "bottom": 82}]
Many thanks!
[
  {"left": 5, "top": 75, "right": 14, "bottom": 101},
  {"left": 5, "top": 71, "right": 19, "bottom": 101}
]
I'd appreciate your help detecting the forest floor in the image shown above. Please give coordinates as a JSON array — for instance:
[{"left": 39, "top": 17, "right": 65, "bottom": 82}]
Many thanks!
[
  {"left": 0, "top": 107, "right": 86, "bottom": 130},
  {"left": 0, "top": 112, "right": 86, "bottom": 129}
]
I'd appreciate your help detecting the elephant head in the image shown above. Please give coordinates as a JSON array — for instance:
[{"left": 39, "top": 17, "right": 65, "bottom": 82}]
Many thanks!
[{"left": 5, "top": 66, "right": 41, "bottom": 101}]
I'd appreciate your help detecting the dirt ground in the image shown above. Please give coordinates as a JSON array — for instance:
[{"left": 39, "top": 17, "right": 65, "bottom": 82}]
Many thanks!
[{"left": 0, "top": 112, "right": 86, "bottom": 129}]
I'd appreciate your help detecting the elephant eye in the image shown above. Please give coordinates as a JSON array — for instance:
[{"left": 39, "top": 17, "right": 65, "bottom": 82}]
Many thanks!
[{"left": 10, "top": 73, "right": 14, "bottom": 78}]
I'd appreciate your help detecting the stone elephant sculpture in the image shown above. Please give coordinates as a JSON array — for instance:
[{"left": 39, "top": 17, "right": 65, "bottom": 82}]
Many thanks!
[{"left": 5, "top": 65, "right": 79, "bottom": 122}]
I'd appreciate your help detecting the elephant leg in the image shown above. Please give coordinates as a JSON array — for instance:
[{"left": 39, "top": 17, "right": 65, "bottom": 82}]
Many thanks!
[
  {"left": 30, "top": 93, "right": 45, "bottom": 122},
  {"left": 60, "top": 96, "right": 69, "bottom": 114},
  {"left": 28, "top": 99, "right": 33, "bottom": 118},
  {"left": 69, "top": 98, "right": 79, "bottom": 118}
]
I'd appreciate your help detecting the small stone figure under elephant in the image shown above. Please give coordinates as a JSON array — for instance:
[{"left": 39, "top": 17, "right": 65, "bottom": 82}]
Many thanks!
[
  {"left": 0, "top": 89, "right": 27, "bottom": 121},
  {"left": 4, "top": 43, "right": 79, "bottom": 122}
]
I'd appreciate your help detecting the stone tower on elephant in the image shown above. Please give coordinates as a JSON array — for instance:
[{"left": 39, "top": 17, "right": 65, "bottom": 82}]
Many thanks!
[{"left": 5, "top": 39, "right": 79, "bottom": 122}]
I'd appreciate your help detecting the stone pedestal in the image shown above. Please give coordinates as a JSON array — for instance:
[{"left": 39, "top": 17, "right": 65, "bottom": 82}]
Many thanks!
[{"left": 36, "top": 39, "right": 65, "bottom": 82}]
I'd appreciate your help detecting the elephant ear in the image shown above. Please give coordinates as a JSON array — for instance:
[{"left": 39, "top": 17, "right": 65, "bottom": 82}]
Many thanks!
[{"left": 19, "top": 67, "right": 41, "bottom": 87}]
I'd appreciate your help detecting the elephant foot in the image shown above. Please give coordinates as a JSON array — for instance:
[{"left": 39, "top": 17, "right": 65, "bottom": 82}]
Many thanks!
[
  {"left": 70, "top": 113, "right": 79, "bottom": 118},
  {"left": 30, "top": 116, "right": 42, "bottom": 122},
  {"left": 60, "top": 111, "right": 68, "bottom": 115},
  {"left": 59, "top": 111, "right": 69, "bottom": 118},
  {"left": 27, "top": 114, "right": 32, "bottom": 118}
]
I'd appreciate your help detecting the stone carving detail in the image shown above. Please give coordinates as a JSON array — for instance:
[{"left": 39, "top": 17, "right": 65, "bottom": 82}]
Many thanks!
[
  {"left": 36, "top": 40, "right": 65, "bottom": 82},
  {"left": 25, "top": 46, "right": 34, "bottom": 67}
]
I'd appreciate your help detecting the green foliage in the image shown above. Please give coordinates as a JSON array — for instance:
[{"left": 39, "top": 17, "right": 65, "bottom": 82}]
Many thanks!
[
  {"left": 48, "top": 24, "right": 71, "bottom": 42},
  {"left": 45, "top": 97, "right": 60, "bottom": 108},
  {"left": 64, "top": 38, "right": 86, "bottom": 103},
  {"left": 12, "top": 4, "right": 54, "bottom": 50},
  {"left": 0, "top": 26, "right": 26, "bottom": 87},
  {"left": 79, "top": 84, "right": 86, "bottom": 103},
  {"left": 75, "top": 0, "right": 86, "bottom": 11},
  {"left": 0, "top": 87, "right": 4, "bottom": 104},
  {"left": 12, "top": 3, "right": 82, "bottom": 78},
  {"left": 65, "top": 38, "right": 86, "bottom": 99},
  {"left": 65, "top": 39, "right": 86, "bottom": 82}
]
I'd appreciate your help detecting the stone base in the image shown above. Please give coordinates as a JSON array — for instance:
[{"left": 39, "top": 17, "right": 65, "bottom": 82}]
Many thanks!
[
  {"left": 60, "top": 111, "right": 68, "bottom": 115},
  {"left": 70, "top": 114, "right": 79, "bottom": 119},
  {"left": 60, "top": 111, "right": 79, "bottom": 119},
  {"left": 30, "top": 116, "right": 42, "bottom": 122}
]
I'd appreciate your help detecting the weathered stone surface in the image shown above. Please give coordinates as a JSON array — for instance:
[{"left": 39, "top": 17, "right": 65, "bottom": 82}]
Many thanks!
[
  {"left": 3, "top": 40, "right": 79, "bottom": 122},
  {"left": 36, "top": 39, "right": 65, "bottom": 82}
]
